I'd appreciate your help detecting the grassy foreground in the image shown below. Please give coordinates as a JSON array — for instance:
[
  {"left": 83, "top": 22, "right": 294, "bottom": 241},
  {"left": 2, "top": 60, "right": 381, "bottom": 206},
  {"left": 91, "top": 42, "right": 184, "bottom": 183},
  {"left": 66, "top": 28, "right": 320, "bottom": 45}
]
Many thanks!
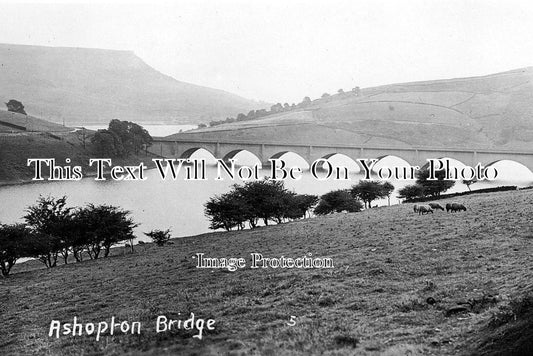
[{"left": 1, "top": 189, "right": 532, "bottom": 355}]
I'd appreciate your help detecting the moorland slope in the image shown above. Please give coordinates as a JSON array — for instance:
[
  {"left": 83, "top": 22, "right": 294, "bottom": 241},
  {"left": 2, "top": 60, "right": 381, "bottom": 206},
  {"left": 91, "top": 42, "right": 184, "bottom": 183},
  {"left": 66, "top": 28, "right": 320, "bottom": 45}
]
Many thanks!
[
  {"left": 2, "top": 189, "right": 532, "bottom": 355},
  {"left": 0, "top": 43, "right": 264, "bottom": 125},
  {"left": 171, "top": 68, "right": 533, "bottom": 151}
]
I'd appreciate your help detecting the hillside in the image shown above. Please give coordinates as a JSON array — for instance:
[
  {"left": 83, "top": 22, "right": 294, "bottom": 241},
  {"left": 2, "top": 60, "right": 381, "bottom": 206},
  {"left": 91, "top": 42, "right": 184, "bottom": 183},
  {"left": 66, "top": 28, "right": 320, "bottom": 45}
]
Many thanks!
[
  {"left": 2, "top": 189, "right": 532, "bottom": 355},
  {"left": 0, "top": 112, "right": 155, "bottom": 184},
  {"left": 0, "top": 43, "right": 264, "bottom": 125},
  {"left": 0, "top": 110, "right": 71, "bottom": 133},
  {"left": 169, "top": 68, "right": 533, "bottom": 151}
]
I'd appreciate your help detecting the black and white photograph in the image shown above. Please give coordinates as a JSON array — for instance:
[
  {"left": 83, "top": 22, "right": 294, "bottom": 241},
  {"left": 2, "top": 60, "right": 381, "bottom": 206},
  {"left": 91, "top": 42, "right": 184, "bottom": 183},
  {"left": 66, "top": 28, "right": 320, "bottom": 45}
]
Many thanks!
[{"left": 1, "top": 0, "right": 532, "bottom": 355}]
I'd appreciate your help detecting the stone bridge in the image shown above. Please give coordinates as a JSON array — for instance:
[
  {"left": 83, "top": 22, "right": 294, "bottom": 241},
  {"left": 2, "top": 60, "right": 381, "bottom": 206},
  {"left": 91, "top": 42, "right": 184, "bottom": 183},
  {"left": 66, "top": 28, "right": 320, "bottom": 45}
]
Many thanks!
[{"left": 147, "top": 137, "right": 533, "bottom": 173}]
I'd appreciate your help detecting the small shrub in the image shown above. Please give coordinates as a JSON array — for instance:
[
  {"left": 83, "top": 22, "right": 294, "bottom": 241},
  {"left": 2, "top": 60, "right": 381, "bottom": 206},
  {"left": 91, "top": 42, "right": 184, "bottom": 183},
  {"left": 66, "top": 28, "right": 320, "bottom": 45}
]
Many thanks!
[{"left": 144, "top": 229, "right": 171, "bottom": 246}]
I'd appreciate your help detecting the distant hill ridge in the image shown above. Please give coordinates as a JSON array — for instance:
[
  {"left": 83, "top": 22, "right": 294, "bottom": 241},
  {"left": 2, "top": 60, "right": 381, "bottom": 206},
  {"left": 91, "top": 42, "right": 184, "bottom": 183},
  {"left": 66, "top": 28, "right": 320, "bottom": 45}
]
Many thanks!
[
  {"left": 0, "top": 43, "right": 265, "bottom": 125},
  {"left": 172, "top": 67, "right": 533, "bottom": 151}
]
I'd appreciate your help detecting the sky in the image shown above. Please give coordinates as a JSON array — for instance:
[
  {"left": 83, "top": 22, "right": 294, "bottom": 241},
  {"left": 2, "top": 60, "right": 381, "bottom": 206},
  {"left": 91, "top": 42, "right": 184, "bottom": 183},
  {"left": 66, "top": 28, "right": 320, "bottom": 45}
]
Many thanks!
[{"left": 1, "top": 0, "right": 533, "bottom": 103}]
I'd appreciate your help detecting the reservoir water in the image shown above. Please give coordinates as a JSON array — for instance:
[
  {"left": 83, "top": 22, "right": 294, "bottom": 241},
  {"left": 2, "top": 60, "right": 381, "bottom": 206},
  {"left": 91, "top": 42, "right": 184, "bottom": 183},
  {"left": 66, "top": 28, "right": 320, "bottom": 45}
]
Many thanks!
[{"left": 1, "top": 125, "right": 532, "bottom": 241}]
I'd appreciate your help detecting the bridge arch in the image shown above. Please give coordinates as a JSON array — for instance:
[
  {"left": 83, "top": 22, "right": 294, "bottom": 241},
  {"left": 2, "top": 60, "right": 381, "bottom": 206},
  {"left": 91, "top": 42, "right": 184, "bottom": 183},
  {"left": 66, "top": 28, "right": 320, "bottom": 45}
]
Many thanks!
[
  {"left": 180, "top": 147, "right": 216, "bottom": 161},
  {"left": 420, "top": 157, "right": 469, "bottom": 170},
  {"left": 485, "top": 160, "right": 533, "bottom": 180},
  {"left": 371, "top": 155, "right": 417, "bottom": 179},
  {"left": 269, "top": 151, "right": 310, "bottom": 168},
  {"left": 222, "top": 149, "right": 262, "bottom": 166},
  {"left": 319, "top": 153, "right": 360, "bottom": 172},
  {"left": 375, "top": 155, "right": 414, "bottom": 167}
]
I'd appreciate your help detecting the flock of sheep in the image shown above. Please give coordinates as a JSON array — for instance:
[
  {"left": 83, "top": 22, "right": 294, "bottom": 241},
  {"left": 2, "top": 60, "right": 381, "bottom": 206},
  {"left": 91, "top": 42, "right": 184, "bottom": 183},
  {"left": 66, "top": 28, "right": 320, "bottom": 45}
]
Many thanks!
[{"left": 413, "top": 202, "right": 467, "bottom": 215}]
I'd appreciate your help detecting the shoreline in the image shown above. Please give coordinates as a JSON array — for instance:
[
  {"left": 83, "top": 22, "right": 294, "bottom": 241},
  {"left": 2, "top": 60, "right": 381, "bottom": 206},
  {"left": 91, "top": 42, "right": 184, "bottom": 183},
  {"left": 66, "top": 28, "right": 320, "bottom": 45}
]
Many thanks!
[{"left": 0, "top": 156, "right": 159, "bottom": 188}]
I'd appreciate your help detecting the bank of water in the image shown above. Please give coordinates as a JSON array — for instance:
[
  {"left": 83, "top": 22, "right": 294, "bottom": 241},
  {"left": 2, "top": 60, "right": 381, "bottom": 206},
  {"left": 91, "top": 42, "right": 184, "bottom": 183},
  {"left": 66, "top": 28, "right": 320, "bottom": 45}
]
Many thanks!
[{"left": 0, "top": 154, "right": 531, "bottom": 241}]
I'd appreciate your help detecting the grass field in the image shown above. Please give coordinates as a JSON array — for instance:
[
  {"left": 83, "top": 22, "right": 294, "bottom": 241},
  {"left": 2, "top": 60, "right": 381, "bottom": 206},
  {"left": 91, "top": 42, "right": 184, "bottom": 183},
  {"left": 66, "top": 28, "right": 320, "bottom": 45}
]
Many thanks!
[{"left": 1, "top": 189, "right": 532, "bottom": 355}]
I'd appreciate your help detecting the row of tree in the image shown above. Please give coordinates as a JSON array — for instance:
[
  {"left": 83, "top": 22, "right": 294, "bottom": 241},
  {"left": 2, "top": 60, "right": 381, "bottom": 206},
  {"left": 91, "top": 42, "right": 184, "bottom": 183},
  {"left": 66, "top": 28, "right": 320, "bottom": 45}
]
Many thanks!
[
  {"left": 0, "top": 196, "right": 137, "bottom": 276},
  {"left": 91, "top": 119, "right": 153, "bottom": 157},
  {"left": 314, "top": 180, "right": 395, "bottom": 214},
  {"left": 397, "top": 168, "right": 456, "bottom": 200},
  {"left": 204, "top": 168, "right": 461, "bottom": 232},
  {"left": 204, "top": 179, "right": 396, "bottom": 231},
  {"left": 204, "top": 180, "right": 318, "bottom": 230},
  {"left": 201, "top": 87, "right": 362, "bottom": 128}
]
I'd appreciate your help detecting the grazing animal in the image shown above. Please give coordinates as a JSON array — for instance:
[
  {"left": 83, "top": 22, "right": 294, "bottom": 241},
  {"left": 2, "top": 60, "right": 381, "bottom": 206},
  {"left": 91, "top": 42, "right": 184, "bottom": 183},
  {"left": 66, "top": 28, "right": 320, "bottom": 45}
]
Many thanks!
[
  {"left": 451, "top": 203, "right": 467, "bottom": 212},
  {"left": 429, "top": 203, "right": 444, "bottom": 211},
  {"left": 413, "top": 204, "right": 419, "bottom": 213},
  {"left": 418, "top": 205, "right": 434, "bottom": 215},
  {"left": 446, "top": 203, "right": 467, "bottom": 212}
]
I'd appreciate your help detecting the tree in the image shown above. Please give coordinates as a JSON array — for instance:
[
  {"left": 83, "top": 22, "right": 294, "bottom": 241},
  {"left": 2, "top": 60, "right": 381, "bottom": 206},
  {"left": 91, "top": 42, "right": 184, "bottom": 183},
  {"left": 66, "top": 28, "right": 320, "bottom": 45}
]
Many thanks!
[
  {"left": 321, "top": 93, "right": 331, "bottom": 99},
  {"left": 285, "top": 194, "right": 319, "bottom": 219},
  {"left": 108, "top": 119, "right": 152, "bottom": 155},
  {"left": 416, "top": 167, "right": 455, "bottom": 197},
  {"left": 397, "top": 184, "right": 425, "bottom": 200},
  {"left": 204, "top": 180, "right": 306, "bottom": 230},
  {"left": 24, "top": 196, "right": 72, "bottom": 268},
  {"left": 91, "top": 129, "right": 122, "bottom": 157},
  {"left": 270, "top": 103, "right": 283, "bottom": 113},
  {"left": 59, "top": 211, "right": 90, "bottom": 262},
  {"left": 256, "top": 109, "right": 268, "bottom": 118},
  {"left": 236, "top": 179, "right": 293, "bottom": 226},
  {"left": 92, "top": 120, "right": 153, "bottom": 157},
  {"left": 350, "top": 181, "right": 395, "bottom": 209},
  {"left": 382, "top": 182, "right": 395, "bottom": 206},
  {"left": 145, "top": 229, "right": 172, "bottom": 246},
  {"left": 463, "top": 178, "right": 478, "bottom": 192},
  {"left": 5, "top": 99, "right": 27, "bottom": 115},
  {"left": 76, "top": 204, "right": 137, "bottom": 259},
  {"left": 0, "top": 224, "right": 34, "bottom": 276},
  {"left": 300, "top": 96, "right": 312, "bottom": 107},
  {"left": 314, "top": 189, "right": 363, "bottom": 215},
  {"left": 204, "top": 190, "right": 249, "bottom": 231}
]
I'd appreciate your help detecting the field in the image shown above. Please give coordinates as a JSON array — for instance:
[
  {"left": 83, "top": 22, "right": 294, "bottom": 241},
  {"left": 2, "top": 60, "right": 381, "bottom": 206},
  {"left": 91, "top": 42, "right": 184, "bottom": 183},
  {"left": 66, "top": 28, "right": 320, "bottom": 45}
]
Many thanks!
[{"left": 1, "top": 189, "right": 532, "bottom": 355}]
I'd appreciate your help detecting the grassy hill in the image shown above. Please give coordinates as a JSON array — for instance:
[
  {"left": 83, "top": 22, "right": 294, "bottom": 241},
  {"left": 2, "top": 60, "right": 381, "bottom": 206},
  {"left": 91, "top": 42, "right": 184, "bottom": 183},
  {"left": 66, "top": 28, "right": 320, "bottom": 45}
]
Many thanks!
[
  {"left": 0, "top": 112, "right": 154, "bottom": 184},
  {"left": 2, "top": 189, "right": 532, "bottom": 355},
  {"left": 170, "top": 68, "right": 533, "bottom": 151},
  {"left": 0, "top": 110, "right": 70, "bottom": 133},
  {"left": 0, "top": 43, "right": 265, "bottom": 125}
]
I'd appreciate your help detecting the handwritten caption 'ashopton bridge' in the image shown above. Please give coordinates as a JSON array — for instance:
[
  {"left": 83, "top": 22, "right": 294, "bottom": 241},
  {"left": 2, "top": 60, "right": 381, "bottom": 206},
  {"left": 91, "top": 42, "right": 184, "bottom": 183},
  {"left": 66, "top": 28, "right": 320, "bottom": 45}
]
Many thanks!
[{"left": 27, "top": 158, "right": 499, "bottom": 182}]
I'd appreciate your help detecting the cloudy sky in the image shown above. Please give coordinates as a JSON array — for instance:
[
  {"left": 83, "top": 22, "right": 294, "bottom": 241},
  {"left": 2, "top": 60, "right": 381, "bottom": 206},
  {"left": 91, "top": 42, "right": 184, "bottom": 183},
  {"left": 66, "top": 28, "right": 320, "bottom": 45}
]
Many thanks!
[{"left": 1, "top": 0, "right": 533, "bottom": 103}]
